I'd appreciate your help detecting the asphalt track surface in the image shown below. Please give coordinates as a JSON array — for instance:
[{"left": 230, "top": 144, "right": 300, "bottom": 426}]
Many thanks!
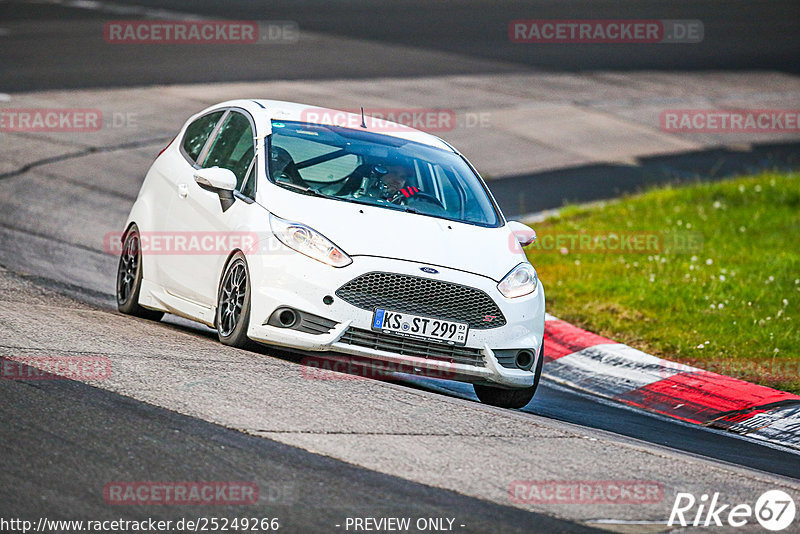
[
  {"left": 1, "top": 0, "right": 799, "bottom": 92},
  {"left": 0, "top": 136, "right": 799, "bottom": 528},
  {"left": 0, "top": 356, "right": 594, "bottom": 533},
  {"left": 1, "top": 266, "right": 799, "bottom": 531},
  {"left": 494, "top": 141, "right": 800, "bottom": 217},
  {"left": 2, "top": 0, "right": 800, "bottom": 531}
]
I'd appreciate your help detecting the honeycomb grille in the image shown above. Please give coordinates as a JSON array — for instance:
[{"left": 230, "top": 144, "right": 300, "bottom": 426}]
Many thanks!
[{"left": 335, "top": 271, "right": 506, "bottom": 329}]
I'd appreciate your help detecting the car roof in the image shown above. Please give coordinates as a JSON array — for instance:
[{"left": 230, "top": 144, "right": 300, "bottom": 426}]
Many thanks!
[{"left": 204, "top": 99, "right": 455, "bottom": 152}]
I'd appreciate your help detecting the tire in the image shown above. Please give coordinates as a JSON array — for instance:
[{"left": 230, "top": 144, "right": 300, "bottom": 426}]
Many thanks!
[
  {"left": 215, "top": 252, "right": 257, "bottom": 349},
  {"left": 474, "top": 342, "right": 544, "bottom": 409},
  {"left": 116, "top": 224, "right": 164, "bottom": 321}
]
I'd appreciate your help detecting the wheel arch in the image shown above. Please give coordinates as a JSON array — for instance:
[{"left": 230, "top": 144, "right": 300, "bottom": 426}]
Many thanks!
[
  {"left": 120, "top": 221, "right": 137, "bottom": 245},
  {"left": 214, "top": 248, "right": 249, "bottom": 328}
]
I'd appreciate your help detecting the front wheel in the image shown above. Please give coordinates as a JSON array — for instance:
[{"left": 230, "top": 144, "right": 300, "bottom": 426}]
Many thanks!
[
  {"left": 215, "top": 252, "right": 257, "bottom": 349},
  {"left": 116, "top": 224, "right": 164, "bottom": 321},
  {"left": 474, "top": 343, "right": 544, "bottom": 409}
]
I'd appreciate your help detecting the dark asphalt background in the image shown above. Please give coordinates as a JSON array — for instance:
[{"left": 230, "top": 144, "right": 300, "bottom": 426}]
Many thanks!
[
  {"left": 0, "top": 357, "right": 600, "bottom": 533},
  {"left": 497, "top": 141, "right": 800, "bottom": 217},
  {"left": 2, "top": 0, "right": 799, "bottom": 216},
  {"left": 1, "top": 0, "right": 799, "bottom": 92}
]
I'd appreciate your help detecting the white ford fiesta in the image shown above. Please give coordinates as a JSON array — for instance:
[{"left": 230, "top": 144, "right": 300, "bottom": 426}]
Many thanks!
[{"left": 117, "top": 99, "right": 545, "bottom": 408}]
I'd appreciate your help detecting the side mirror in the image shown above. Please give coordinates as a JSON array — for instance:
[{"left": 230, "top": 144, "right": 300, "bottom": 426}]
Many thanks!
[
  {"left": 194, "top": 167, "right": 237, "bottom": 191},
  {"left": 508, "top": 220, "right": 537, "bottom": 246},
  {"left": 194, "top": 167, "right": 237, "bottom": 212}
]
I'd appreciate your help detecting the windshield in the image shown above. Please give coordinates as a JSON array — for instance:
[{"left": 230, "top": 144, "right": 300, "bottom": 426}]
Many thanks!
[{"left": 267, "top": 120, "right": 501, "bottom": 227}]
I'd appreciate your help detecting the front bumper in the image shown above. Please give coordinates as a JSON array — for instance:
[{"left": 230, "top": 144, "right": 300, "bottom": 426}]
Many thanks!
[{"left": 245, "top": 245, "right": 545, "bottom": 388}]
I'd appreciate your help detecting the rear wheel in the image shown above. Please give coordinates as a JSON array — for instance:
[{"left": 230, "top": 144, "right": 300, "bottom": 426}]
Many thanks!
[
  {"left": 116, "top": 224, "right": 164, "bottom": 321},
  {"left": 474, "top": 343, "right": 544, "bottom": 409},
  {"left": 216, "top": 252, "right": 257, "bottom": 349}
]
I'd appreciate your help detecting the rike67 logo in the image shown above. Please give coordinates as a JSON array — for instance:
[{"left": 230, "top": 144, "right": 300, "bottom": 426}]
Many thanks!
[{"left": 669, "top": 490, "right": 796, "bottom": 531}]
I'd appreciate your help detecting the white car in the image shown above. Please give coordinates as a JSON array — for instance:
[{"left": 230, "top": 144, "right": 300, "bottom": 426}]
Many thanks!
[{"left": 117, "top": 99, "right": 545, "bottom": 408}]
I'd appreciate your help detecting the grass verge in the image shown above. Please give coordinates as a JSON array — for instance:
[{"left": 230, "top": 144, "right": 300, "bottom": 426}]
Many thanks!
[{"left": 525, "top": 171, "right": 799, "bottom": 393}]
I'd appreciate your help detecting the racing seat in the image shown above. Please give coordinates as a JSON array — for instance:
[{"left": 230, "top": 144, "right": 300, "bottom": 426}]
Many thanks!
[
  {"left": 269, "top": 146, "right": 307, "bottom": 187},
  {"left": 335, "top": 164, "right": 373, "bottom": 196}
]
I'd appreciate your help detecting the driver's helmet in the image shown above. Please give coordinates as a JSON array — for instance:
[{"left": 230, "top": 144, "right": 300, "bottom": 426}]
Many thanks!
[{"left": 371, "top": 156, "right": 417, "bottom": 200}]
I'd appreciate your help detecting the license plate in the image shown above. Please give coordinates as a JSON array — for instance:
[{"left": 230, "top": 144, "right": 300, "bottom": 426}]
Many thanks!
[{"left": 372, "top": 308, "right": 469, "bottom": 346}]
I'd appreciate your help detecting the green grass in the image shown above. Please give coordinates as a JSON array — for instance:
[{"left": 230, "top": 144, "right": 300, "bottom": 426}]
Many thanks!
[{"left": 525, "top": 171, "right": 800, "bottom": 393}]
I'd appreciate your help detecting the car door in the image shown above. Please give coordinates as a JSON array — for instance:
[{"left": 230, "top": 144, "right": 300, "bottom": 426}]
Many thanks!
[
  {"left": 163, "top": 108, "right": 257, "bottom": 312},
  {"left": 150, "top": 109, "right": 224, "bottom": 289}
]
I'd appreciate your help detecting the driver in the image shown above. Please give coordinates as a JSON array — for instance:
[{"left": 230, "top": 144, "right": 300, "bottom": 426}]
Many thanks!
[{"left": 365, "top": 158, "right": 419, "bottom": 202}]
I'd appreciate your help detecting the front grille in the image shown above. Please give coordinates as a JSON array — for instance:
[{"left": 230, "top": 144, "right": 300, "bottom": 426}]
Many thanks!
[
  {"left": 339, "top": 327, "right": 486, "bottom": 367},
  {"left": 335, "top": 272, "right": 506, "bottom": 329}
]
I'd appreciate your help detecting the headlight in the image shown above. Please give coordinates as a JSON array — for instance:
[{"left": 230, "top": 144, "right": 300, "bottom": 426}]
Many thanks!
[
  {"left": 497, "top": 262, "right": 538, "bottom": 298},
  {"left": 270, "top": 214, "right": 352, "bottom": 268}
]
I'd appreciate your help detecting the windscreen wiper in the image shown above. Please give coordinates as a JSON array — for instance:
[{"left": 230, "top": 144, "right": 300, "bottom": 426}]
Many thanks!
[
  {"left": 278, "top": 181, "right": 332, "bottom": 198},
  {"left": 383, "top": 202, "right": 418, "bottom": 214}
]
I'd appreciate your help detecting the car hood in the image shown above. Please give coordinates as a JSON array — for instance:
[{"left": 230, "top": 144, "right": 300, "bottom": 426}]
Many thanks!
[{"left": 266, "top": 192, "right": 527, "bottom": 282}]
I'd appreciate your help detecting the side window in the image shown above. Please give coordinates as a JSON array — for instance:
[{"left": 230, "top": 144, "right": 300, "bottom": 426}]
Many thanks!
[
  {"left": 202, "top": 111, "right": 255, "bottom": 190},
  {"left": 181, "top": 111, "right": 224, "bottom": 162}
]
